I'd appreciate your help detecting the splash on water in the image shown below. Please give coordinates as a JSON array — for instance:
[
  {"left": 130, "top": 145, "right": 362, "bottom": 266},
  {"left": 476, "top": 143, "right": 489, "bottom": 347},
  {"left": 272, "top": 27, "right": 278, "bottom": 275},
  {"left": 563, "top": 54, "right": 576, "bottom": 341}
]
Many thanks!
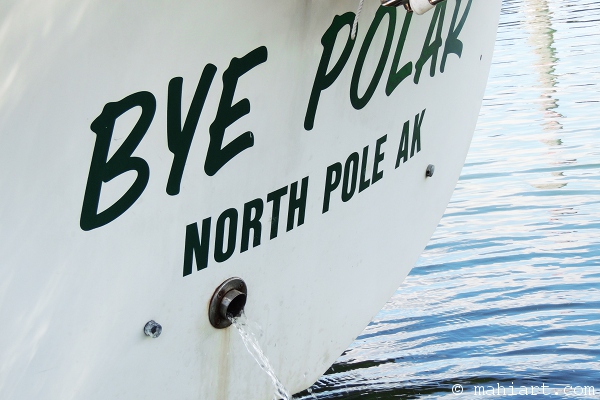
[{"left": 229, "top": 311, "right": 293, "bottom": 400}]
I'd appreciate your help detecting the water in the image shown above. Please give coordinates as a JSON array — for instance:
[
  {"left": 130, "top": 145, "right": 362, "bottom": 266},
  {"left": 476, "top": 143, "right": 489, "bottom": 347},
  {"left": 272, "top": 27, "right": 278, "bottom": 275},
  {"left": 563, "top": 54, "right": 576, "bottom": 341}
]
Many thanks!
[
  {"left": 296, "top": 0, "right": 600, "bottom": 398},
  {"left": 230, "top": 312, "right": 293, "bottom": 400}
]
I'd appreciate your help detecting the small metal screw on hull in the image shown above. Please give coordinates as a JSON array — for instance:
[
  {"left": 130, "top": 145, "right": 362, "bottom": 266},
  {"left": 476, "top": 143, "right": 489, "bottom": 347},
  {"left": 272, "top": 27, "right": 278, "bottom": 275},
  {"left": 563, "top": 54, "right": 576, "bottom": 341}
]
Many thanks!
[
  {"left": 144, "top": 320, "right": 162, "bottom": 338},
  {"left": 426, "top": 164, "right": 435, "bottom": 178}
]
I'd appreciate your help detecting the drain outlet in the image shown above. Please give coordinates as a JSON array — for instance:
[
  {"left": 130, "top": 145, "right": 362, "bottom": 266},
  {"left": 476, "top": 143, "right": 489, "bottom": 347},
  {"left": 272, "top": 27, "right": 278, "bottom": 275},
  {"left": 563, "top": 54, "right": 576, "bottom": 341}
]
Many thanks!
[{"left": 209, "top": 277, "right": 247, "bottom": 329}]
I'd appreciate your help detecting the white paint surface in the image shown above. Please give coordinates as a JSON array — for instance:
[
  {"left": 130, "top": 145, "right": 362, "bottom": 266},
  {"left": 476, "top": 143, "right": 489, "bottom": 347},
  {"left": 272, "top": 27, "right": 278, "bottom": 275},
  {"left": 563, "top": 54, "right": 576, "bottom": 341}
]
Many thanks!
[{"left": 0, "top": 1, "right": 500, "bottom": 399}]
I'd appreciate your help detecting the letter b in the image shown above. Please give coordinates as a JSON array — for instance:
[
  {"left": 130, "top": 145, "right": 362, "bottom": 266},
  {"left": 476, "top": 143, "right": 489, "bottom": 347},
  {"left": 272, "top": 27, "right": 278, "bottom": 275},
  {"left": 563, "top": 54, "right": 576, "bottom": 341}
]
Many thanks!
[{"left": 80, "top": 91, "right": 156, "bottom": 231}]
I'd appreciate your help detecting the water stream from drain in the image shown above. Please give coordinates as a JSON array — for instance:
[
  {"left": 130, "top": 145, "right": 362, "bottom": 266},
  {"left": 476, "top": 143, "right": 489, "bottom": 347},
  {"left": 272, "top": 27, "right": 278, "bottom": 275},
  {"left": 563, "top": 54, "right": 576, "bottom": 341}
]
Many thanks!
[{"left": 229, "top": 311, "right": 293, "bottom": 400}]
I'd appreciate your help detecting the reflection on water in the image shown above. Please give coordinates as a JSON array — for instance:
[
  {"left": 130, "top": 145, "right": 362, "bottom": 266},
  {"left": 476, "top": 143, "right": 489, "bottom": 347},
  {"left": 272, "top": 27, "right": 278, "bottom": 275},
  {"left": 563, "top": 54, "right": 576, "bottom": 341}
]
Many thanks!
[
  {"left": 296, "top": 0, "right": 600, "bottom": 398},
  {"left": 525, "top": 0, "right": 567, "bottom": 191},
  {"left": 525, "top": 0, "right": 562, "bottom": 130}
]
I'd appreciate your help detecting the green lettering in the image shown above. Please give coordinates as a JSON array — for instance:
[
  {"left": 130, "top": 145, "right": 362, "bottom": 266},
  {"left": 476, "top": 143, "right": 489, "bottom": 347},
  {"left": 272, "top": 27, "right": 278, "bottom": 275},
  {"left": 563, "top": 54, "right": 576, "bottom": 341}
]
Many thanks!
[
  {"left": 214, "top": 208, "right": 238, "bottom": 263},
  {"left": 350, "top": 7, "right": 396, "bottom": 109},
  {"left": 372, "top": 134, "right": 386, "bottom": 184},
  {"left": 411, "top": 109, "right": 426, "bottom": 158},
  {"left": 304, "top": 12, "right": 356, "bottom": 130},
  {"left": 205, "top": 46, "right": 268, "bottom": 176},
  {"left": 183, "top": 218, "right": 211, "bottom": 277},
  {"left": 359, "top": 145, "right": 371, "bottom": 193},
  {"left": 414, "top": 3, "right": 446, "bottom": 84},
  {"left": 342, "top": 152, "right": 360, "bottom": 202},
  {"left": 395, "top": 120, "right": 410, "bottom": 167},
  {"left": 166, "top": 65, "right": 217, "bottom": 195},
  {"left": 241, "top": 199, "right": 263, "bottom": 253},
  {"left": 287, "top": 177, "right": 309, "bottom": 232},
  {"left": 386, "top": 12, "right": 413, "bottom": 96},
  {"left": 80, "top": 91, "right": 156, "bottom": 231},
  {"left": 267, "top": 186, "right": 288, "bottom": 239},
  {"left": 441, "top": 0, "right": 473, "bottom": 73},
  {"left": 323, "top": 163, "right": 342, "bottom": 213}
]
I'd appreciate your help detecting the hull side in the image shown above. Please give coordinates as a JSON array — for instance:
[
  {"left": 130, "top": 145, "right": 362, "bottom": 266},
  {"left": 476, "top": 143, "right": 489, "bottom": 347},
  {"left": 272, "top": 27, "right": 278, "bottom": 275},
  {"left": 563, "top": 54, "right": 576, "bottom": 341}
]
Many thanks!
[{"left": 0, "top": 1, "right": 501, "bottom": 398}]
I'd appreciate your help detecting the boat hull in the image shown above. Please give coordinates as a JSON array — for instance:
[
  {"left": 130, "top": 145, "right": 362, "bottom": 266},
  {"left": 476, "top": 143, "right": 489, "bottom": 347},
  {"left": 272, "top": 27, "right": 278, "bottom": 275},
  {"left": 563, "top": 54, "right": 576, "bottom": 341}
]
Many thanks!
[{"left": 0, "top": 1, "right": 501, "bottom": 398}]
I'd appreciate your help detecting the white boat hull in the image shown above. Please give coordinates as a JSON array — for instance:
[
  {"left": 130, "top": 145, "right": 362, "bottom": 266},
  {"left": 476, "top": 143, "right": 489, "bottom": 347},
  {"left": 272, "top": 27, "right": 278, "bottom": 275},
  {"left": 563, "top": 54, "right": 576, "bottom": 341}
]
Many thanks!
[{"left": 0, "top": 1, "right": 500, "bottom": 398}]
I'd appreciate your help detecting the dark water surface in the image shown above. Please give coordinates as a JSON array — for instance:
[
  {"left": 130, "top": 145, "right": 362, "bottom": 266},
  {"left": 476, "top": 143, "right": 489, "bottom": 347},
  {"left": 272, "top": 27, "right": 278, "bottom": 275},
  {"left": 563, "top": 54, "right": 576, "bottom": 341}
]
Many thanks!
[{"left": 297, "top": 0, "right": 600, "bottom": 398}]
